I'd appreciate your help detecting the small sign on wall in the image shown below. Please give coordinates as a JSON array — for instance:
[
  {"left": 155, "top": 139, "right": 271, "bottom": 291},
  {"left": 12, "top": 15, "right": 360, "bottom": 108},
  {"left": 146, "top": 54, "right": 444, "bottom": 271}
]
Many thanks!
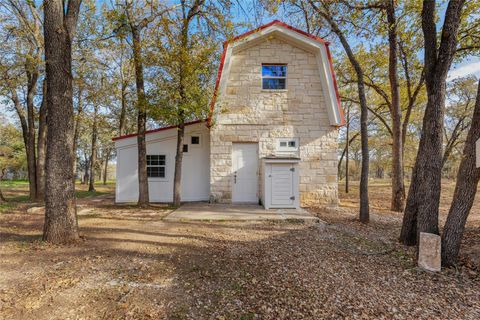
[{"left": 477, "top": 138, "right": 480, "bottom": 168}]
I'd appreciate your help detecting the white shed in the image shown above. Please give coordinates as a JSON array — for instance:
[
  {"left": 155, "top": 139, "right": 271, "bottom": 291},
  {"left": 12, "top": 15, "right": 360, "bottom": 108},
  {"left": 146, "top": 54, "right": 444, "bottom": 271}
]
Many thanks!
[{"left": 113, "top": 121, "right": 210, "bottom": 203}]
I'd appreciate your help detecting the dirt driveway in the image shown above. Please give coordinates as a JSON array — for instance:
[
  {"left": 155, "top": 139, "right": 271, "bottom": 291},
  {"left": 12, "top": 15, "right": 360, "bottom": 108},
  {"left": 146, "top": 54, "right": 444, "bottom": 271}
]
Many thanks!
[{"left": 1, "top": 183, "right": 480, "bottom": 319}]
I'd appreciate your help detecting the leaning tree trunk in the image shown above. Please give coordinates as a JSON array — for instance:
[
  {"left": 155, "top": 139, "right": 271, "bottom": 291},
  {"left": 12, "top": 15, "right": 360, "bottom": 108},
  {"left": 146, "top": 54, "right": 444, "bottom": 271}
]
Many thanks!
[
  {"left": 387, "top": 0, "right": 405, "bottom": 212},
  {"left": 131, "top": 26, "right": 149, "bottom": 207},
  {"left": 42, "top": 0, "right": 82, "bottom": 243},
  {"left": 36, "top": 80, "right": 47, "bottom": 201},
  {"left": 309, "top": 2, "right": 370, "bottom": 221},
  {"left": 441, "top": 80, "right": 480, "bottom": 267},
  {"left": 88, "top": 106, "right": 98, "bottom": 192},
  {"left": 400, "top": 0, "right": 465, "bottom": 246}
]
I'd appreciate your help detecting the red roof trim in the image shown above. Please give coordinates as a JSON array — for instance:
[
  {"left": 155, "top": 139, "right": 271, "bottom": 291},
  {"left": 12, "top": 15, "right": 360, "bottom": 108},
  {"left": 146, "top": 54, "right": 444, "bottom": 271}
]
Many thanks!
[
  {"left": 224, "top": 20, "right": 330, "bottom": 46},
  {"left": 112, "top": 120, "right": 204, "bottom": 141},
  {"left": 207, "top": 45, "right": 228, "bottom": 127},
  {"left": 207, "top": 20, "right": 345, "bottom": 127}
]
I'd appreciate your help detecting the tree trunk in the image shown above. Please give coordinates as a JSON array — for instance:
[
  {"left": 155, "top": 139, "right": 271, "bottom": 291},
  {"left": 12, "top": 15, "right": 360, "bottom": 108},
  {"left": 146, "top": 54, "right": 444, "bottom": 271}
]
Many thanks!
[
  {"left": 345, "top": 104, "right": 350, "bottom": 194},
  {"left": 72, "top": 87, "right": 83, "bottom": 182},
  {"left": 173, "top": 124, "right": 185, "bottom": 206},
  {"left": 36, "top": 80, "right": 47, "bottom": 201},
  {"left": 103, "top": 149, "right": 110, "bottom": 185},
  {"left": 131, "top": 26, "right": 149, "bottom": 207},
  {"left": 441, "top": 80, "right": 480, "bottom": 266},
  {"left": 83, "top": 154, "right": 89, "bottom": 185},
  {"left": 42, "top": 0, "right": 82, "bottom": 244},
  {"left": 400, "top": 0, "right": 465, "bottom": 246},
  {"left": 88, "top": 106, "right": 98, "bottom": 192},
  {"left": 9, "top": 87, "right": 37, "bottom": 201},
  {"left": 26, "top": 65, "right": 39, "bottom": 201},
  {"left": 0, "top": 169, "right": 6, "bottom": 203},
  {"left": 387, "top": 0, "right": 405, "bottom": 212},
  {"left": 307, "top": 1, "right": 370, "bottom": 221},
  {"left": 119, "top": 81, "right": 128, "bottom": 136}
]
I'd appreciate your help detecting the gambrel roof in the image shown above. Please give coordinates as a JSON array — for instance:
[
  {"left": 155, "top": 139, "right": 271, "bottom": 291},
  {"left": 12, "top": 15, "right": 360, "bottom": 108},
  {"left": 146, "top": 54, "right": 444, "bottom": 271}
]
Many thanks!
[
  {"left": 113, "top": 20, "right": 344, "bottom": 141},
  {"left": 207, "top": 20, "right": 345, "bottom": 127}
]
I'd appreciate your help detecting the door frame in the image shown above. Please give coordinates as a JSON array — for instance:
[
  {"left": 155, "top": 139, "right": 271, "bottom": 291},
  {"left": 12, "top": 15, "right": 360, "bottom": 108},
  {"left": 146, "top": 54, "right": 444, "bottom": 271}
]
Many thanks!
[
  {"left": 231, "top": 142, "right": 259, "bottom": 203},
  {"left": 263, "top": 159, "right": 300, "bottom": 209}
]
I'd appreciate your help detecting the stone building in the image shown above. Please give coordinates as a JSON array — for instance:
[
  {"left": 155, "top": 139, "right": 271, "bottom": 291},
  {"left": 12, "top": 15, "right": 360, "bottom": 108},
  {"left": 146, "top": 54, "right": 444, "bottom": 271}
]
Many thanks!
[{"left": 113, "top": 20, "right": 344, "bottom": 208}]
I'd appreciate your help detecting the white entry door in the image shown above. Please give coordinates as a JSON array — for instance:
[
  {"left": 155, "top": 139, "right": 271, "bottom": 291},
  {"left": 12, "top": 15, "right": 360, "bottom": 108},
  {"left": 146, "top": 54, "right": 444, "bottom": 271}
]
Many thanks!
[
  {"left": 271, "top": 164, "right": 295, "bottom": 206},
  {"left": 232, "top": 143, "right": 258, "bottom": 203}
]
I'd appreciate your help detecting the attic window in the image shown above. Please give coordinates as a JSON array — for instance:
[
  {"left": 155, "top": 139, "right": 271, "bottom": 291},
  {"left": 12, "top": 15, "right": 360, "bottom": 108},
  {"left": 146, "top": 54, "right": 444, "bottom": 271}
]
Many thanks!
[{"left": 262, "top": 64, "right": 287, "bottom": 90}]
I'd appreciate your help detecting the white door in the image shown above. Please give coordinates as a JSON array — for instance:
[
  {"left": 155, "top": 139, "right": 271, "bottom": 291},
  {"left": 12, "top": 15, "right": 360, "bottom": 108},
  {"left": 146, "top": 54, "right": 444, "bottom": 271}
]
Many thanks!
[
  {"left": 271, "top": 164, "right": 294, "bottom": 206},
  {"left": 232, "top": 143, "right": 258, "bottom": 203}
]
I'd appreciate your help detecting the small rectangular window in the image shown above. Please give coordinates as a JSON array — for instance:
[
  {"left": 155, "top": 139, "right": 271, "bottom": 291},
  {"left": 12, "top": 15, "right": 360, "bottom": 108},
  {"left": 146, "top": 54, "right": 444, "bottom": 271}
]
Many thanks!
[
  {"left": 191, "top": 136, "right": 200, "bottom": 145},
  {"left": 183, "top": 144, "right": 188, "bottom": 153},
  {"left": 147, "top": 155, "right": 166, "bottom": 178},
  {"left": 277, "top": 138, "right": 299, "bottom": 152},
  {"left": 262, "top": 64, "right": 287, "bottom": 90}
]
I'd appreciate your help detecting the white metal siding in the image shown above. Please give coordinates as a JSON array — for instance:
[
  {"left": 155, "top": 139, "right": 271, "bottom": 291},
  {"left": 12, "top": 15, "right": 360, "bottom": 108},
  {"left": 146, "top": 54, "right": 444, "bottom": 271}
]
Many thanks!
[{"left": 115, "top": 123, "right": 210, "bottom": 203}]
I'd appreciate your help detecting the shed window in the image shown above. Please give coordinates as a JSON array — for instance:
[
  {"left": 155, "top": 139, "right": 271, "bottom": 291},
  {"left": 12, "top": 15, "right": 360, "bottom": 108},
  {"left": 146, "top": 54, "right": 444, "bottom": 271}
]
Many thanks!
[
  {"left": 147, "top": 155, "right": 166, "bottom": 178},
  {"left": 191, "top": 136, "right": 200, "bottom": 145},
  {"left": 262, "top": 64, "right": 287, "bottom": 90},
  {"left": 183, "top": 144, "right": 189, "bottom": 153}
]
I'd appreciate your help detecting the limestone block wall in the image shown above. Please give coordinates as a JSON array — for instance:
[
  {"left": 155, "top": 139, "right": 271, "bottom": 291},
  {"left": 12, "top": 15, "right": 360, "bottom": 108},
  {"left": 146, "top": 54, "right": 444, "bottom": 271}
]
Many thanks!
[{"left": 210, "top": 36, "right": 339, "bottom": 207}]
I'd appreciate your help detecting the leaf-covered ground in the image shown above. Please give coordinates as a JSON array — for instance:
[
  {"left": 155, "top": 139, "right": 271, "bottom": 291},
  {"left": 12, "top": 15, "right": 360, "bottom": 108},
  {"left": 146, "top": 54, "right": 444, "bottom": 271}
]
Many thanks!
[{"left": 1, "top": 181, "right": 479, "bottom": 319}]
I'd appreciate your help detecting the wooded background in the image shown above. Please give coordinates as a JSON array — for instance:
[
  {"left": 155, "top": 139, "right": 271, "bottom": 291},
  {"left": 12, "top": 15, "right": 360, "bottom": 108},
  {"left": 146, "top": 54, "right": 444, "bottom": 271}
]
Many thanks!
[{"left": 0, "top": 0, "right": 479, "bottom": 266}]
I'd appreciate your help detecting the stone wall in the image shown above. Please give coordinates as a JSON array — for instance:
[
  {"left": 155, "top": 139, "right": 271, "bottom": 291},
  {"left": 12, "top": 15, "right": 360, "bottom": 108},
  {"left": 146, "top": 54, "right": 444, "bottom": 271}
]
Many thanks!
[{"left": 210, "top": 36, "right": 339, "bottom": 207}]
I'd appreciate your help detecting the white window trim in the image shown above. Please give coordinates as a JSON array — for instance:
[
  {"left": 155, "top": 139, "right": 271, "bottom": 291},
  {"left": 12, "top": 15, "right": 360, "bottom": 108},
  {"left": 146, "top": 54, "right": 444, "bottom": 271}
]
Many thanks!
[
  {"left": 146, "top": 154, "right": 167, "bottom": 180},
  {"left": 261, "top": 64, "right": 287, "bottom": 90},
  {"left": 276, "top": 138, "right": 299, "bottom": 153}
]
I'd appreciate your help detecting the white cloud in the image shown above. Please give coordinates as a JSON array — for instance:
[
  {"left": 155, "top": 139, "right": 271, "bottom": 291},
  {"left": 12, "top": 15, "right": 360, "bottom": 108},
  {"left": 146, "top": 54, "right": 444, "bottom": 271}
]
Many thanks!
[{"left": 447, "top": 60, "right": 480, "bottom": 81}]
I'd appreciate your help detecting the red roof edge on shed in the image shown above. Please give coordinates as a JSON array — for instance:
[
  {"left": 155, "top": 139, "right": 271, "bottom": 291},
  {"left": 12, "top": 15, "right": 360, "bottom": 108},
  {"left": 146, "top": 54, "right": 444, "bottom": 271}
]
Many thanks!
[
  {"left": 206, "top": 20, "right": 345, "bottom": 127},
  {"left": 112, "top": 120, "right": 204, "bottom": 141}
]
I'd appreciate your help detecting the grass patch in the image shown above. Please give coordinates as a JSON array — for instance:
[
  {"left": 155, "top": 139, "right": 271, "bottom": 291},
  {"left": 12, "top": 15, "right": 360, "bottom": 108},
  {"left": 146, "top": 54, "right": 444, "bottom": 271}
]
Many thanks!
[
  {"left": 8, "top": 195, "right": 30, "bottom": 203},
  {"left": 0, "top": 203, "right": 15, "bottom": 213},
  {"left": 76, "top": 190, "right": 107, "bottom": 199},
  {"left": 0, "top": 180, "right": 29, "bottom": 188}
]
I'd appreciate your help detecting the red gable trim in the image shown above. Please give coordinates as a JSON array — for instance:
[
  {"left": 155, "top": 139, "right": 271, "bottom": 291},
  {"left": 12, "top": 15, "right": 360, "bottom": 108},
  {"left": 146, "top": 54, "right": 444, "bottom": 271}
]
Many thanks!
[
  {"left": 206, "top": 20, "right": 345, "bottom": 127},
  {"left": 112, "top": 120, "right": 204, "bottom": 141}
]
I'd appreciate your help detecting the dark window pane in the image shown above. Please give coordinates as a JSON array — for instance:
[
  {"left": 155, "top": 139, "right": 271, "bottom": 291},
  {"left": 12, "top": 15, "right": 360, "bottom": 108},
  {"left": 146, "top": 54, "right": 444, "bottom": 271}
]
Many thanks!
[
  {"left": 262, "top": 65, "right": 287, "bottom": 77},
  {"left": 191, "top": 136, "right": 200, "bottom": 144},
  {"left": 183, "top": 144, "right": 188, "bottom": 152},
  {"left": 147, "top": 166, "right": 165, "bottom": 178},
  {"left": 280, "top": 141, "right": 287, "bottom": 147},
  {"left": 288, "top": 141, "right": 296, "bottom": 147},
  {"left": 262, "top": 78, "right": 286, "bottom": 90}
]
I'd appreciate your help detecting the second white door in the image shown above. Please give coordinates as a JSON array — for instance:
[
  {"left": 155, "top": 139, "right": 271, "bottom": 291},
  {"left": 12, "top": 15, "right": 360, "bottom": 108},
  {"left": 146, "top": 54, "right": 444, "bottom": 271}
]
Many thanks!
[{"left": 232, "top": 143, "right": 258, "bottom": 203}]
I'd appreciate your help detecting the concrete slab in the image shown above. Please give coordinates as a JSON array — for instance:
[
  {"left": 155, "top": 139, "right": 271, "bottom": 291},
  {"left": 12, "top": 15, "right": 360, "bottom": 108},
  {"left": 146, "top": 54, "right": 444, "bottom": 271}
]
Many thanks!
[{"left": 164, "top": 203, "right": 320, "bottom": 222}]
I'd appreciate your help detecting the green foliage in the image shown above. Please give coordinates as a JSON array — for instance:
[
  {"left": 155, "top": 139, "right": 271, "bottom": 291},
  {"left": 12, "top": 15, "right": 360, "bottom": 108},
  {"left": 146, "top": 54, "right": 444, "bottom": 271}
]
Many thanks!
[{"left": 0, "top": 121, "right": 26, "bottom": 177}]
